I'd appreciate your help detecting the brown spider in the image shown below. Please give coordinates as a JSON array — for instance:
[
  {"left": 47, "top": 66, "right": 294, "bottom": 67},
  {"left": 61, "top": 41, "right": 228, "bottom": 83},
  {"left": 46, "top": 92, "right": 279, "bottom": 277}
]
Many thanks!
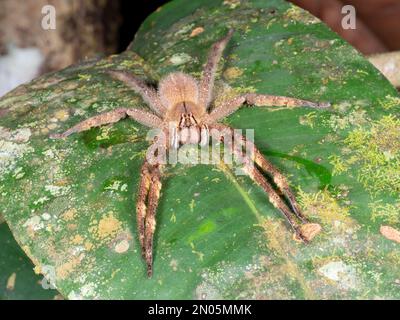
[{"left": 51, "top": 29, "right": 329, "bottom": 277}]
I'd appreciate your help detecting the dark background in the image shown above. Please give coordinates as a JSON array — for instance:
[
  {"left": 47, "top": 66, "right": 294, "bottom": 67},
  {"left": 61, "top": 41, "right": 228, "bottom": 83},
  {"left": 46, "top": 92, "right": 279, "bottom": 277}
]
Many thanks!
[
  {"left": 118, "top": 0, "right": 168, "bottom": 52},
  {"left": 0, "top": 0, "right": 399, "bottom": 83},
  {"left": 118, "top": 0, "right": 400, "bottom": 54}
]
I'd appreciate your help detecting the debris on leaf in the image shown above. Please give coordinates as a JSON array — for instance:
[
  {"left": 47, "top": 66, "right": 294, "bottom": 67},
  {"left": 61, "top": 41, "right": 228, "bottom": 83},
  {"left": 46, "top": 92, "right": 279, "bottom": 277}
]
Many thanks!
[
  {"left": 293, "top": 223, "right": 322, "bottom": 242},
  {"left": 380, "top": 225, "right": 400, "bottom": 244},
  {"left": 190, "top": 27, "right": 204, "bottom": 37},
  {"left": 6, "top": 272, "right": 16, "bottom": 291}
]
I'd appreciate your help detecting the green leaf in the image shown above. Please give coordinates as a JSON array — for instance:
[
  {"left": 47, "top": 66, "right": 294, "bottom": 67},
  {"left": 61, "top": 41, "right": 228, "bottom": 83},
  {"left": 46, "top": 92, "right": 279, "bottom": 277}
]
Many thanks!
[
  {"left": 0, "top": 222, "right": 58, "bottom": 299},
  {"left": 0, "top": 0, "right": 399, "bottom": 299}
]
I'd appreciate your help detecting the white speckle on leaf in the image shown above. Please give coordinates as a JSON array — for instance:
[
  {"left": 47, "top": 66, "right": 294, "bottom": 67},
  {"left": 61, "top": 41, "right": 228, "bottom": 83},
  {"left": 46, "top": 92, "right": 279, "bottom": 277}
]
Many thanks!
[
  {"left": 41, "top": 213, "right": 51, "bottom": 220},
  {"left": 169, "top": 259, "right": 178, "bottom": 271},
  {"left": 174, "top": 23, "right": 194, "bottom": 36},
  {"left": 223, "top": 0, "right": 240, "bottom": 9},
  {"left": 12, "top": 166, "right": 25, "bottom": 179},
  {"left": 81, "top": 283, "right": 96, "bottom": 297},
  {"left": 105, "top": 180, "right": 121, "bottom": 191},
  {"left": 33, "top": 196, "right": 50, "bottom": 205},
  {"left": 105, "top": 180, "right": 127, "bottom": 192},
  {"left": 195, "top": 282, "right": 222, "bottom": 300},
  {"left": 0, "top": 127, "right": 33, "bottom": 178},
  {"left": 72, "top": 246, "right": 85, "bottom": 256},
  {"left": 42, "top": 149, "right": 55, "bottom": 159},
  {"left": 23, "top": 215, "right": 44, "bottom": 231},
  {"left": 170, "top": 53, "right": 192, "bottom": 65},
  {"left": 68, "top": 283, "right": 97, "bottom": 300},
  {"left": 0, "top": 127, "right": 31, "bottom": 143},
  {"left": 67, "top": 290, "right": 82, "bottom": 300},
  {"left": 318, "top": 261, "right": 358, "bottom": 290},
  {"left": 45, "top": 185, "right": 70, "bottom": 197},
  {"left": 114, "top": 240, "right": 130, "bottom": 253}
]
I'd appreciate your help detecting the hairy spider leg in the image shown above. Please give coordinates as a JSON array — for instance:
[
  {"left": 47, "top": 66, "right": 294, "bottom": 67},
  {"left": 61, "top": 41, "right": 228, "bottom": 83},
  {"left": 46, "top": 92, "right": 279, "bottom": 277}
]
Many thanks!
[
  {"left": 50, "top": 107, "right": 163, "bottom": 139},
  {"left": 214, "top": 123, "right": 309, "bottom": 223},
  {"left": 108, "top": 71, "right": 167, "bottom": 116},
  {"left": 198, "top": 29, "right": 234, "bottom": 109},
  {"left": 50, "top": 29, "right": 329, "bottom": 278},
  {"left": 205, "top": 93, "right": 330, "bottom": 125},
  {"left": 137, "top": 135, "right": 167, "bottom": 277},
  {"left": 136, "top": 160, "right": 164, "bottom": 277},
  {"left": 209, "top": 124, "right": 310, "bottom": 243}
]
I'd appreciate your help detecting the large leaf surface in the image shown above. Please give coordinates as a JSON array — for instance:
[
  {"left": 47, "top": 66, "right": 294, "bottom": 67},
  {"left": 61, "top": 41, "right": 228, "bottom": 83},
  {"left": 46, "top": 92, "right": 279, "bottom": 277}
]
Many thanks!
[{"left": 0, "top": 0, "right": 399, "bottom": 299}]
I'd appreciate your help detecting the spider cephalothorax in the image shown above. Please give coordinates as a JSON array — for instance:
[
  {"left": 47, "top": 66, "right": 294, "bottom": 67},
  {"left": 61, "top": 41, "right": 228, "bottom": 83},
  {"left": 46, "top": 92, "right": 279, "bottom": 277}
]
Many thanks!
[
  {"left": 160, "top": 72, "right": 210, "bottom": 148},
  {"left": 51, "top": 29, "right": 330, "bottom": 277}
]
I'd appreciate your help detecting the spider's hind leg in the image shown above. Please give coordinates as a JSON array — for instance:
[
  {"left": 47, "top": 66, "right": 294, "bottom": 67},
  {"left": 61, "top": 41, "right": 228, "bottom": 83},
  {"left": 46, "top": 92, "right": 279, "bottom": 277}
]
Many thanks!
[
  {"left": 248, "top": 165, "right": 311, "bottom": 243},
  {"left": 214, "top": 124, "right": 310, "bottom": 223},
  {"left": 252, "top": 148, "right": 309, "bottom": 223},
  {"left": 210, "top": 124, "right": 320, "bottom": 242},
  {"left": 232, "top": 128, "right": 309, "bottom": 224}
]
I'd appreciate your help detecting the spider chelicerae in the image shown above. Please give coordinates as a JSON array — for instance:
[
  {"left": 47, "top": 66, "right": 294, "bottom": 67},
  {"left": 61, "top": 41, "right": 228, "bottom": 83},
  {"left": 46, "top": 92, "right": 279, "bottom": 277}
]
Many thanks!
[{"left": 51, "top": 29, "right": 330, "bottom": 277}]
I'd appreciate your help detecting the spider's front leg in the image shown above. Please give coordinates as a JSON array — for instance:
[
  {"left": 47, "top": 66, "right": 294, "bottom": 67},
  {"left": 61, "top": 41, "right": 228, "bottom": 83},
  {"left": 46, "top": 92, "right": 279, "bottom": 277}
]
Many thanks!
[
  {"left": 205, "top": 93, "right": 331, "bottom": 124},
  {"left": 50, "top": 107, "right": 163, "bottom": 139}
]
